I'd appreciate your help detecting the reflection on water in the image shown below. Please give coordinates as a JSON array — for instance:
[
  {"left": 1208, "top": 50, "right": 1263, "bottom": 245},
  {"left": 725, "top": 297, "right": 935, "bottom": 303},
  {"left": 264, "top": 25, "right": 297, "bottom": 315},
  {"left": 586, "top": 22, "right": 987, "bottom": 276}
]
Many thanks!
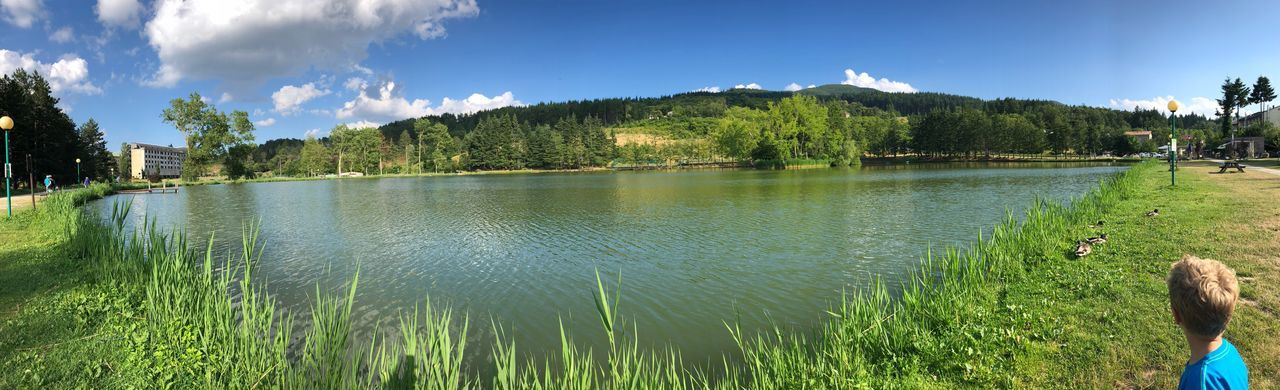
[{"left": 88, "top": 162, "right": 1127, "bottom": 366}]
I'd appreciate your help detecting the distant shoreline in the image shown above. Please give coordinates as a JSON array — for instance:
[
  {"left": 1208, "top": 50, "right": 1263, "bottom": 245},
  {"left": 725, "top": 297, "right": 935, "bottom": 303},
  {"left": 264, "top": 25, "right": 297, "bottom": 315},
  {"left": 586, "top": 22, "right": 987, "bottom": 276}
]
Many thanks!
[{"left": 110, "top": 157, "right": 1156, "bottom": 189}]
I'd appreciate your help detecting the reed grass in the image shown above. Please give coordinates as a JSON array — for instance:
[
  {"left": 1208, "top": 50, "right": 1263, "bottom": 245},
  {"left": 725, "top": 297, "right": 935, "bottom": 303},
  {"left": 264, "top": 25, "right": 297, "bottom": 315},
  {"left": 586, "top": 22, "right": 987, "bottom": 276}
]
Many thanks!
[{"left": 11, "top": 162, "right": 1150, "bottom": 388}]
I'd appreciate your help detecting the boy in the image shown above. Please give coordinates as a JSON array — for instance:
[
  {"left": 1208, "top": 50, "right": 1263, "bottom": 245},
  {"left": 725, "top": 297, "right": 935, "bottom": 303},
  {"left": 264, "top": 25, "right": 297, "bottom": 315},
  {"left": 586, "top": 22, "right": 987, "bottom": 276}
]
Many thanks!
[{"left": 1168, "top": 255, "right": 1249, "bottom": 389}]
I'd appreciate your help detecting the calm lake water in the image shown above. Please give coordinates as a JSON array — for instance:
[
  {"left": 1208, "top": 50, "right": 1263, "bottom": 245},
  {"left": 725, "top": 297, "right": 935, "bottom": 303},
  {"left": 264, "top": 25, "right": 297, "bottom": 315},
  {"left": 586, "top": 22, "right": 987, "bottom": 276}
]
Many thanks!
[{"left": 88, "top": 162, "right": 1127, "bottom": 367}]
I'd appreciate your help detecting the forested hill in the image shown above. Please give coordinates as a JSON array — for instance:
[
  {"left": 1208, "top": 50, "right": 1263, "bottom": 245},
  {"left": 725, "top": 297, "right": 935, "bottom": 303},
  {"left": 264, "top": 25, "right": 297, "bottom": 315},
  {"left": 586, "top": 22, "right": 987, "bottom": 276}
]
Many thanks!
[
  {"left": 245, "top": 83, "right": 1232, "bottom": 177},
  {"left": 373, "top": 84, "right": 984, "bottom": 140}
]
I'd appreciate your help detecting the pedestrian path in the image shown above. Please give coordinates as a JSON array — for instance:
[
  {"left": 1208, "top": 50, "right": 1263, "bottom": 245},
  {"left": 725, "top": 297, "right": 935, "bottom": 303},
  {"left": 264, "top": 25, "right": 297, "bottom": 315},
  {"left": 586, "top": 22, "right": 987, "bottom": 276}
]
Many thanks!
[
  {"left": 2, "top": 195, "right": 39, "bottom": 214},
  {"left": 1206, "top": 159, "right": 1280, "bottom": 177}
]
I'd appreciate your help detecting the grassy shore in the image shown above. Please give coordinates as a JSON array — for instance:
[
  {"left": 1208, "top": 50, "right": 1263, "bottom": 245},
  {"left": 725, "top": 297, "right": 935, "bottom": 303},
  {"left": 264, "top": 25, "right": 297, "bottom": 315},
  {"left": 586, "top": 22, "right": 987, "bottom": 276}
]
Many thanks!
[{"left": 0, "top": 161, "right": 1275, "bottom": 388}]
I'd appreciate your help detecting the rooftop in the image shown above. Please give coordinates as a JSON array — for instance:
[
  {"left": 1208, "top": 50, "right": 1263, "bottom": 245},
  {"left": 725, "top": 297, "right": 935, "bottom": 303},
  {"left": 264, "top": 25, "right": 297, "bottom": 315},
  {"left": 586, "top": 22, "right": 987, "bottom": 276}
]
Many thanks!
[{"left": 130, "top": 143, "right": 188, "bottom": 152}]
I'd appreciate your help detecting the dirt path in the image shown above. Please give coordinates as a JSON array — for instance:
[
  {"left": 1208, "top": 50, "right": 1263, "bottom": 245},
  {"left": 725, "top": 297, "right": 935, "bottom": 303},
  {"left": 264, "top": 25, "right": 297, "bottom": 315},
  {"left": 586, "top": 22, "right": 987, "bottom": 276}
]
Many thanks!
[{"left": 0, "top": 193, "right": 47, "bottom": 213}]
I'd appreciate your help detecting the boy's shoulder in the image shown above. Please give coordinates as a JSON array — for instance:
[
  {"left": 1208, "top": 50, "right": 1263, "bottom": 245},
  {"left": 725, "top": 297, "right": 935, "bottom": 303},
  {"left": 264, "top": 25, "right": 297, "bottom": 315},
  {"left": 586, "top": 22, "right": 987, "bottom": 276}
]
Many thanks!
[{"left": 1179, "top": 339, "right": 1248, "bottom": 390}]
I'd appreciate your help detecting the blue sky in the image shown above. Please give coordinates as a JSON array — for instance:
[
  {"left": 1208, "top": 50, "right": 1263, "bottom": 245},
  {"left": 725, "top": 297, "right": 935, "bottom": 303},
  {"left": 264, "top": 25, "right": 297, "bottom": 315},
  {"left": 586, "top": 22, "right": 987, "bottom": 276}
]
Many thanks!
[{"left": 1, "top": 0, "right": 1278, "bottom": 148}]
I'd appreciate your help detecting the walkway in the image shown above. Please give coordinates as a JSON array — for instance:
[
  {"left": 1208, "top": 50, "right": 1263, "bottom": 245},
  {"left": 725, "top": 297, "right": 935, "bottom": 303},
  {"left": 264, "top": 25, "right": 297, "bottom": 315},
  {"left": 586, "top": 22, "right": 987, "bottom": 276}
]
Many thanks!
[
  {"left": 1206, "top": 159, "right": 1280, "bottom": 177},
  {"left": 1, "top": 194, "right": 45, "bottom": 214}
]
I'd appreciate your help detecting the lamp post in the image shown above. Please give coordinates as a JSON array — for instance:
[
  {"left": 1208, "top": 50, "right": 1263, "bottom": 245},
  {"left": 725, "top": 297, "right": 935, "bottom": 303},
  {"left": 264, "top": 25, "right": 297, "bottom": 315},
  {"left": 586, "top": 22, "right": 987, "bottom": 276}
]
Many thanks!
[
  {"left": 1168, "top": 100, "right": 1179, "bottom": 186},
  {"left": 1, "top": 115, "right": 13, "bottom": 217},
  {"left": 75, "top": 158, "right": 81, "bottom": 186}
]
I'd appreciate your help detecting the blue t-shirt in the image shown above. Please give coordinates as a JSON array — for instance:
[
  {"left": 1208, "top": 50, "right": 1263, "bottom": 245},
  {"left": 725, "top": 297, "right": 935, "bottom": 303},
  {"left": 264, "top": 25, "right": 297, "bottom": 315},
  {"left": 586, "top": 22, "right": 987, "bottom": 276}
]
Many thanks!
[{"left": 1179, "top": 338, "right": 1249, "bottom": 390}]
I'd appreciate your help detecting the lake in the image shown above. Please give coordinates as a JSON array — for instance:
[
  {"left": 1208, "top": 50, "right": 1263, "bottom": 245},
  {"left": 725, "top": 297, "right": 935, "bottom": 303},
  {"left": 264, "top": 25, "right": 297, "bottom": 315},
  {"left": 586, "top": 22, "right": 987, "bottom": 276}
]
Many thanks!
[{"left": 88, "top": 162, "right": 1127, "bottom": 367}]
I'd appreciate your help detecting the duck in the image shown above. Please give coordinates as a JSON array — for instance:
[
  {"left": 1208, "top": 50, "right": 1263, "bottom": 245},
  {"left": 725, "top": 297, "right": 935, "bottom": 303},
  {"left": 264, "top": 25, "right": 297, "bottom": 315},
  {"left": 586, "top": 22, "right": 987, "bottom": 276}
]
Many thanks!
[
  {"left": 1074, "top": 241, "right": 1092, "bottom": 258},
  {"left": 1145, "top": 209, "right": 1159, "bottom": 217},
  {"left": 1086, "top": 233, "right": 1107, "bottom": 245},
  {"left": 1089, "top": 220, "right": 1105, "bottom": 229}
]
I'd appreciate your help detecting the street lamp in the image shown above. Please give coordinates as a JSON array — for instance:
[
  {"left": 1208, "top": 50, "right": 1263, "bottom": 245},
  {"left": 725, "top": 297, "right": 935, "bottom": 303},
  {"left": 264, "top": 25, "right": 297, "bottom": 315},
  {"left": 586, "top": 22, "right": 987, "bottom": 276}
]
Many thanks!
[
  {"left": 75, "top": 158, "right": 81, "bottom": 186},
  {"left": 1168, "top": 100, "right": 1178, "bottom": 186},
  {"left": 1, "top": 115, "right": 13, "bottom": 217}
]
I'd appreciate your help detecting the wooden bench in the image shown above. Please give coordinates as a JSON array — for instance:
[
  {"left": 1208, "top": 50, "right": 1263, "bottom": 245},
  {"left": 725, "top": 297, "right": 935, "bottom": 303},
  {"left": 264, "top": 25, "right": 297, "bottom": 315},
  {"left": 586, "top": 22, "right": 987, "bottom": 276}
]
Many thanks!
[{"left": 1218, "top": 161, "right": 1247, "bottom": 173}]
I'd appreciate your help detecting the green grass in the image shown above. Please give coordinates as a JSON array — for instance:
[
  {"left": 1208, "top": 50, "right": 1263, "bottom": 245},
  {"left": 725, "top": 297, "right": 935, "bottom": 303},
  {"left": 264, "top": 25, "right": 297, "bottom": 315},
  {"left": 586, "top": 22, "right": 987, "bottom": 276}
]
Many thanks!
[{"left": 0, "top": 161, "right": 1275, "bottom": 388}]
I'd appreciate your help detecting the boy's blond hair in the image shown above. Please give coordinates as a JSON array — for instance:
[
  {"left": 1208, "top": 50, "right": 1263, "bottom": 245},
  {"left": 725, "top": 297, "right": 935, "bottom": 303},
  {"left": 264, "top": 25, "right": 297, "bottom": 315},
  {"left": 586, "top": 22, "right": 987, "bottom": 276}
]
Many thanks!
[{"left": 1167, "top": 255, "right": 1239, "bottom": 338}]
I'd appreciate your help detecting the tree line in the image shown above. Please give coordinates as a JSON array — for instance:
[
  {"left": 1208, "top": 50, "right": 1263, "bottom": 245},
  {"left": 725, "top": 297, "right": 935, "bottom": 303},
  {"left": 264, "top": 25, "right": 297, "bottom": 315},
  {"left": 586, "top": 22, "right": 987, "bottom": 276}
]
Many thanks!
[
  {"left": 0, "top": 70, "right": 112, "bottom": 189},
  {"left": 213, "top": 79, "right": 1280, "bottom": 178},
  {"left": 249, "top": 114, "right": 615, "bottom": 177}
]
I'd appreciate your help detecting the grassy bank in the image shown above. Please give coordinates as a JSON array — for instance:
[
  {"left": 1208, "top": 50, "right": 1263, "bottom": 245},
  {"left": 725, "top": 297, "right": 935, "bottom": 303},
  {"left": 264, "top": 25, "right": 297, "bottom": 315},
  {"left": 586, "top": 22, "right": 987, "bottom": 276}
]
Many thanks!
[{"left": 0, "top": 161, "right": 1275, "bottom": 388}]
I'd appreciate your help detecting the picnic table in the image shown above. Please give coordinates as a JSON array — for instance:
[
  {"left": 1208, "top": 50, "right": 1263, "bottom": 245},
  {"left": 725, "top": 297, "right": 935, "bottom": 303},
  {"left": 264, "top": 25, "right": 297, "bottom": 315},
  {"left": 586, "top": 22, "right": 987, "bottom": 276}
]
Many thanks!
[{"left": 1218, "top": 161, "right": 1246, "bottom": 173}]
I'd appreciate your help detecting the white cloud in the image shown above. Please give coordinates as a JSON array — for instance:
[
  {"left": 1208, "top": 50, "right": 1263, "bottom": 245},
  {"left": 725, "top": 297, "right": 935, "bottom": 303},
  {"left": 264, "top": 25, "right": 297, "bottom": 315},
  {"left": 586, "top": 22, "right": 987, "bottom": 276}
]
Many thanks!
[
  {"left": 784, "top": 82, "right": 803, "bottom": 92},
  {"left": 732, "top": 83, "right": 762, "bottom": 90},
  {"left": 336, "top": 78, "right": 522, "bottom": 122},
  {"left": 336, "top": 81, "right": 431, "bottom": 120},
  {"left": 96, "top": 0, "right": 142, "bottom": 29},
  {"left": 272, "top": 82, "right": 331, "bottom": 114},
  {"left": 1, "top": 0, "right": 42, "bottom": 28},
  {"left": 842, "top": 68, "right": 917, "bottom": 93},
  {"left": 433, "top": 92, "right": 521, "bottom": 115},
  {"left": 0, "top": 50, "right": 101, "bottom": 95},
  {"left": 143, "top": 0, "right": 479, "bottom": 89},
  {"left": 1107, "top": 96, "right": 1219, "bottom": 117},
  {"left": 807, "top": 84, "right": 816, "bottom": 89},
  {"left": 345, "top": 120, "right": 381, "bottom": 129},
  {"left": 254, "top": 117, "right": 276, "bottom": 127},
  {"left": 218, "top": 92, "right": 233, "bottom": 103},
  {"left": 50, "top": 26, "right": 73, "bottom": 43},
  {"left": 343, "top": 77, "right": 365, "bottom": 92},
  {"left": 304, "top": 128, "right": 322, "bottom": 138},
  {"left": 692, "top": 86, "right": 721, "bottom": 93}
]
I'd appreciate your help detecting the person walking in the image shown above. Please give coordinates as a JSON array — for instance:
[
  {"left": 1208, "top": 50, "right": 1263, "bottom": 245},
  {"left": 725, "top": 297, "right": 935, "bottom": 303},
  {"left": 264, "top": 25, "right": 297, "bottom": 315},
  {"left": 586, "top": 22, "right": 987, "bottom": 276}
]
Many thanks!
[{"left": 43, "top": 175, "right": 54, "bottom": 193}]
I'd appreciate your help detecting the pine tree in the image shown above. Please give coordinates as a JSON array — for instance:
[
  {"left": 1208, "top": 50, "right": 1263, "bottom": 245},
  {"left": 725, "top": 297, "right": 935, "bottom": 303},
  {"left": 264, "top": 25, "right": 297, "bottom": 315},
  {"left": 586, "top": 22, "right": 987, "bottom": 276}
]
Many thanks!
[
  {"left": 1250, "top": 76, "right": 1276, "bottom": 115},
  {"left": 1218, "top": 78, "right": 1239, "bottom": 138},
  {"left": 76, "top": 119, "right": 111, "bottom": 181}
]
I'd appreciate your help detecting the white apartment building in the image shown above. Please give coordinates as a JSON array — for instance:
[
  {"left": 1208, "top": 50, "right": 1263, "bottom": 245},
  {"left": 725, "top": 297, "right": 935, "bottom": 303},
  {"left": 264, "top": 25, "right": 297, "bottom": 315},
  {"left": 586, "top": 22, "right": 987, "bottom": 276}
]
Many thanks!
[
  {"left": 1236, "top": 106, "right": 1280, "bottom": 128},
  {"left": 129, "top": 143, "right": 187, "bottom": 179}
]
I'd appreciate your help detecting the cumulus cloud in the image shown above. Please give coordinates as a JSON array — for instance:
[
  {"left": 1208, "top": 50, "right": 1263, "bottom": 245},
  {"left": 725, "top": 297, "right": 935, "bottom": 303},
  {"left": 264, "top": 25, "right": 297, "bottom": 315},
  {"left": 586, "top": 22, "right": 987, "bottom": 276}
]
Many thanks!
[
  {"left": 807, "top": 84, "right": 816, "bottom": 88},
  {"left": 784, "top": 82, "right": 803, "bottom": 92},
  {"left": 336, "top": 78, "right": 522, "bottom": 122},
  {"left": 303, "top": 128, "right": 322, "bottom": 138},
  {"left": 1, "top": 0, "right": 42, "bottom": 28},
  {"left": 1108, "top": 96, "right": 1219, "bottom": 117},
  {"left": 732, "top": 83, "right": 762, "bottom": 90},
  {"left": 272, "top": 82, "right": 331, "bottom": 115},
  {"left": 142, "top": 0, "right": 479, "bottom": 89},
  {"left": 50, "top": 26, "right": 73, "bottom": 43},
  {"left": 336, "top": 79, "right": 429, "bottom": 120},
  {"left": 842, "top": 68, "right": 917, "bottom": 93},
  {"left": 433, "top": 92, "right": 521, "bottom": 115},
  {"left": 218, "top": 92, "right": 233, "bottom": 103},
  {"left": 254, "top": 117, "right": 276, "bottom": 127},
  {"left": 345, "top": 120, "right": 381, "bottom": 129},
  {"left": 0, "top": 50, "right": 101, "bottom": 95},
  {"left": 96, "top": 0, "right": 142, "bottom": 29},
  {"left": 693, "top": 86, "right": 721, "bottom": 93}
]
